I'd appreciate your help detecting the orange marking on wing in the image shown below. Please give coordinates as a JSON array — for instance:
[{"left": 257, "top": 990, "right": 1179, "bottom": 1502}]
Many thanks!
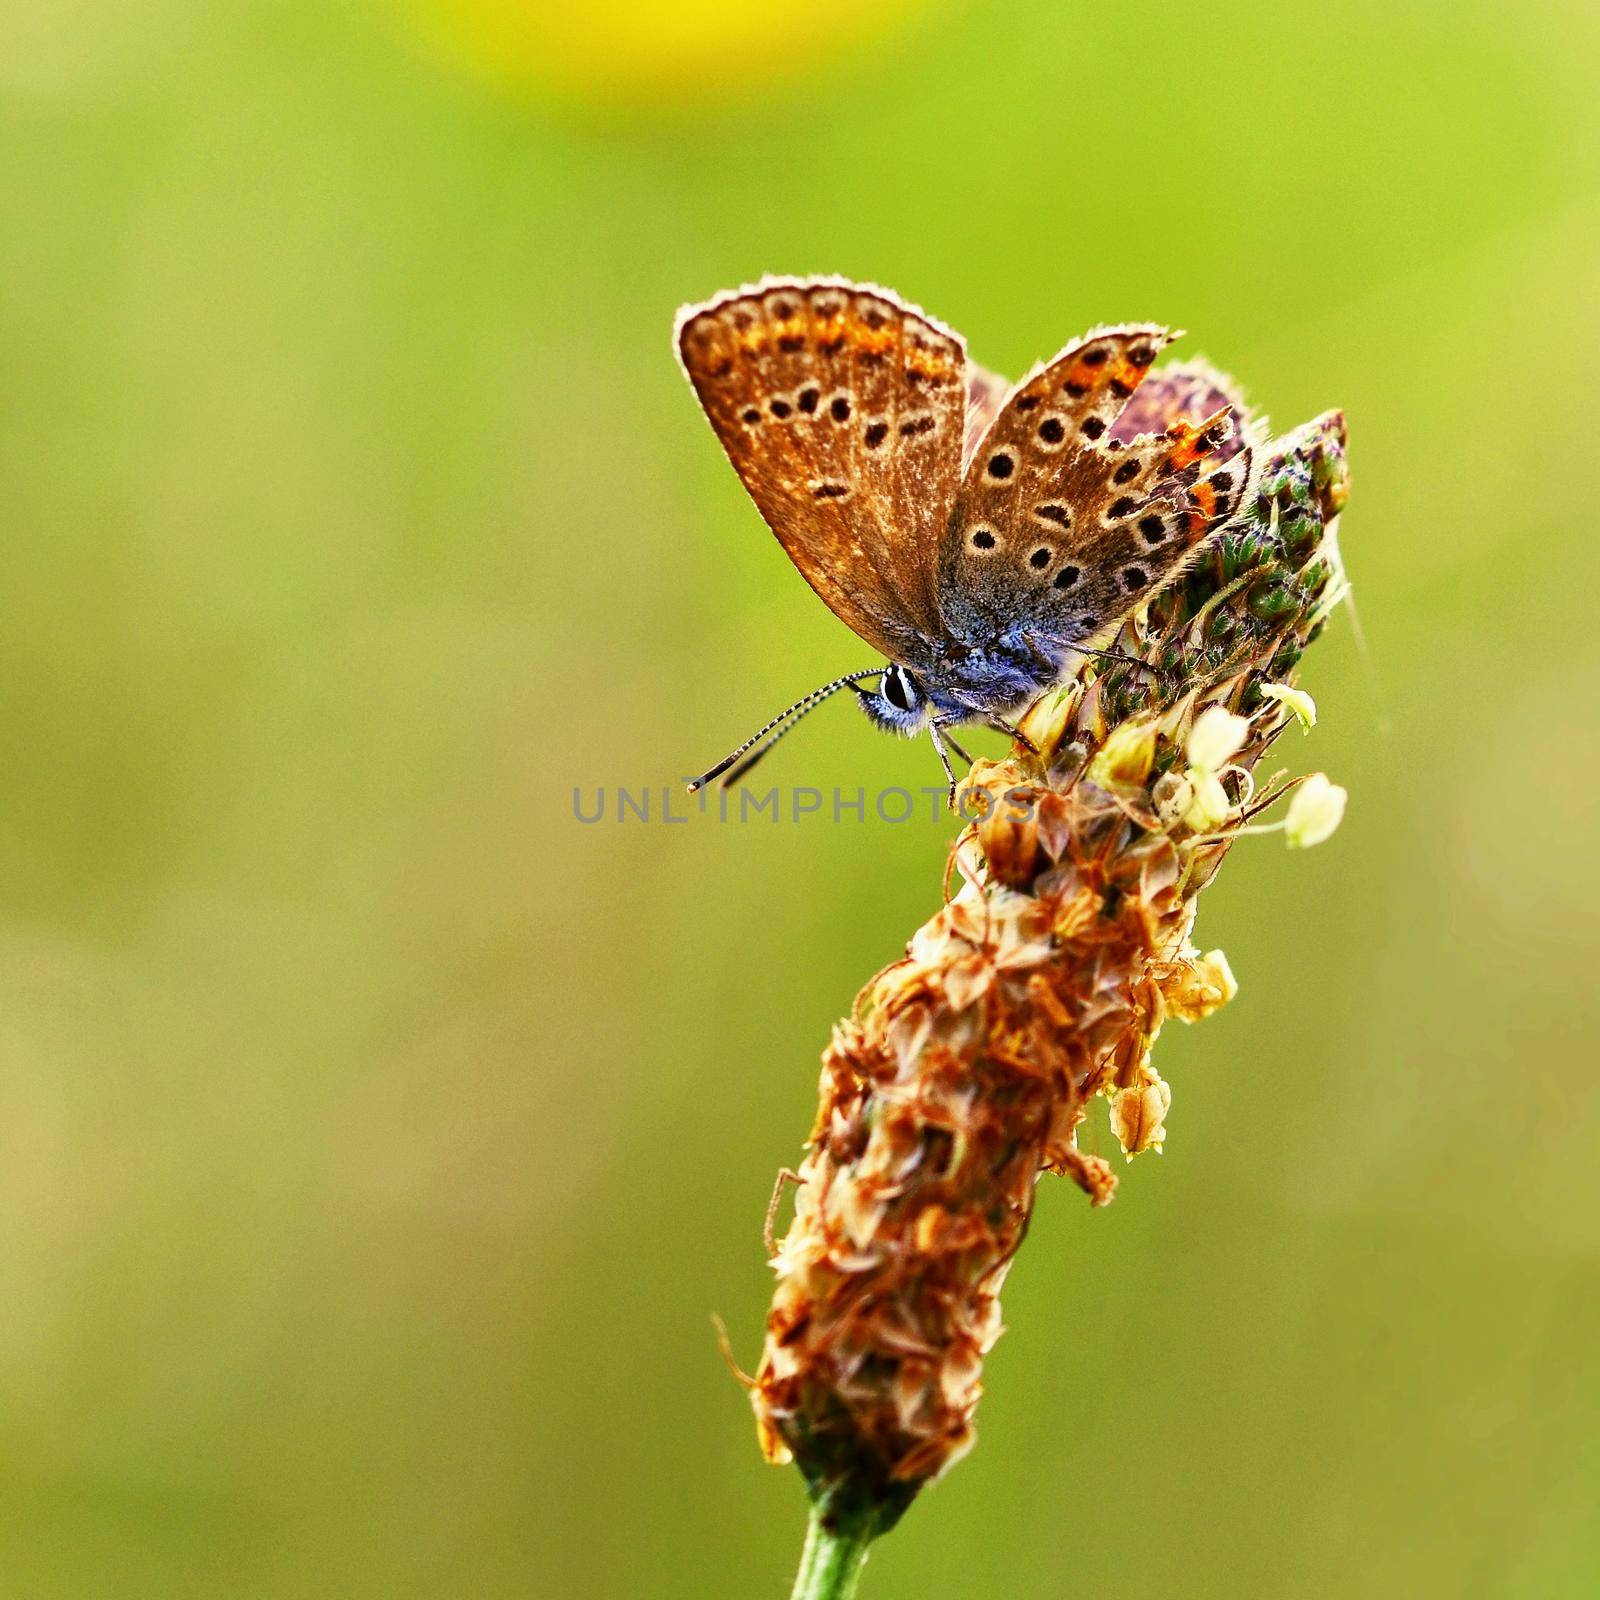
[
  {"left": 907, "top": 350, "right": 957, "bottom": 382},
  {"left": 1182, "top": 481, "right": 1220, "bottom": 536},
  {"left": 1164, "top": 422, "right": 1205, "bottom": 470},
  {"left": 852, "top": 325, "right": 898, "bottom": 357}
]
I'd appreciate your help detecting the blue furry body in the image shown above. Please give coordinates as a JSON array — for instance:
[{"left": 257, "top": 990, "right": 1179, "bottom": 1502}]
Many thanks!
[{"left": 858, "top": 629, "right": 1060, "bottom": 735}]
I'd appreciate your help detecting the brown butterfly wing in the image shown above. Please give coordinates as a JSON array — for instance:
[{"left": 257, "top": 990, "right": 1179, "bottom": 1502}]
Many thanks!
[
  {"left": 938, "top": 325, "right": 1254, "bottom": 655},
  {"left": 676, "top": 277, "right": 966, "bottom": 667}
]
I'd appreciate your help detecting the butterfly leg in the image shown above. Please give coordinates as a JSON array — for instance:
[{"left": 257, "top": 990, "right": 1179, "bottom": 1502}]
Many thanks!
[
  {"left": 985, "top": 713, "right": 1038, "bottom": 755},
  {"left": 942, "top": 730, "right": 976, "bottom": 768},
  {"left": 928, "top": 723, "right": 960, "bottom": 809}
]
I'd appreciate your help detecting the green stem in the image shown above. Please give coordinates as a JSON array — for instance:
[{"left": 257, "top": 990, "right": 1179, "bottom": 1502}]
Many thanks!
[{"left": 790, "top": 1502, "right": 875, "bottom": 1600}]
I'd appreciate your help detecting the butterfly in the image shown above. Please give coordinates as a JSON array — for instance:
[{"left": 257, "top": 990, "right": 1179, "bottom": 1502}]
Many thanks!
[{"left": 676, "top": 276, "right": 1257, "bottom": 796}]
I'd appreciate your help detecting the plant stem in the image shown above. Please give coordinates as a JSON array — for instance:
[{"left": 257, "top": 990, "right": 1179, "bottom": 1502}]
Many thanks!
[{"left": 790, "top": 1503, "right": 875, "bottom": 1600}]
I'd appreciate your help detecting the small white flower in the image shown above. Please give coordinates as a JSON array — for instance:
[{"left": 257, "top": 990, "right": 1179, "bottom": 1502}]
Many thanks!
[
  {"left": 1183, "top": 771, "right": 1234, "bottom": 832},
  {"left": 1186, "top": 705, "right": 1251, "bottom": 773},
  {"left": 1285, "top": 773, "right": 1347, "bottom": 848},
  {"left": 1260, "top": 682, "right": 1317, "bottom": 731}
]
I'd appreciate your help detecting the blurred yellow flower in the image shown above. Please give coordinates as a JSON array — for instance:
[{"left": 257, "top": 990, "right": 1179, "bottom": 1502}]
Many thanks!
[{"left": 407, "top": 0, "right": 935, "bottom": 105}]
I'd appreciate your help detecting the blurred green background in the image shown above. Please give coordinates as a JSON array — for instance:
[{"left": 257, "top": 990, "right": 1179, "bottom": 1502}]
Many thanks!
[{"left": 3, "top": 0, "right": 1598, "bottom": 1594}]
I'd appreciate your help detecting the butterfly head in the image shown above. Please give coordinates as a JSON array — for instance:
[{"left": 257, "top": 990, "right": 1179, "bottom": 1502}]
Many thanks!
[{"left": 856, "top": 664, "right": 931, "bottom": 737}]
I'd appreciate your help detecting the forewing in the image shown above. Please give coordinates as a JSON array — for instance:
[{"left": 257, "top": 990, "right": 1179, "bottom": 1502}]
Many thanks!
[
  {"left": 938, "top": 326, "right": 1255, "bottom": 657},
  {"left": 676, "top": 277, "right": 966, "bottom": 666}
]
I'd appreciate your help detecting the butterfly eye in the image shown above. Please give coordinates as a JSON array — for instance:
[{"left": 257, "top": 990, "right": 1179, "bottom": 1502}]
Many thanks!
[{"left": 882, "top": 668, "right": 919, "bottom": 713}]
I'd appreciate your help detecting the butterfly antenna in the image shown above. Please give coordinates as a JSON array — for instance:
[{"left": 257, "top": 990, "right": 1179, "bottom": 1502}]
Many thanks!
[
  {"left": 686, "top": 668, "right": 885, "bottom": 793},
  {"left": 719, "top": 709, "right": 814, "bottom": 789},
  {"left": 723, "top": 674, "right": 902, "bottom": 787}
]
